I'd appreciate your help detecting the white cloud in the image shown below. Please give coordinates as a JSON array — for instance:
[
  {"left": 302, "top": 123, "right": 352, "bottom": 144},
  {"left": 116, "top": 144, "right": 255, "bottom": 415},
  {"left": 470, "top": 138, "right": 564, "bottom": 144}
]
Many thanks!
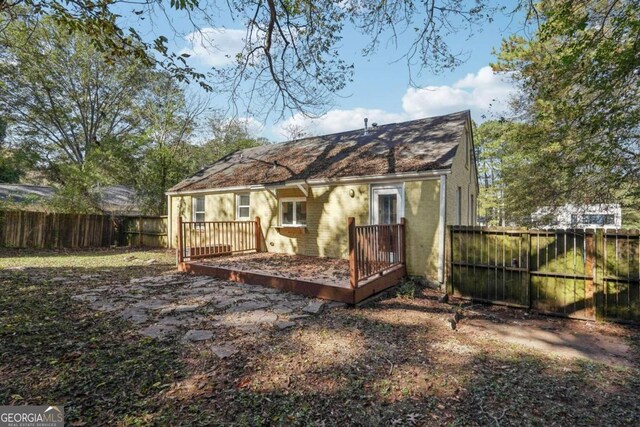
[
  {"left": 402, "top": 66, "right": 515, "bottom": 121},
  {"left": 238, "top": 116, "right": 265, "bottom": 136},
  {"left": 181, "top": 28, "right": 246, "bottom": 67},
  {"left": 268, "top": 66, "right": 516, "bottom": 141},
  {"left": 275, "top": 108, "right": 405, "bottom": 140}
]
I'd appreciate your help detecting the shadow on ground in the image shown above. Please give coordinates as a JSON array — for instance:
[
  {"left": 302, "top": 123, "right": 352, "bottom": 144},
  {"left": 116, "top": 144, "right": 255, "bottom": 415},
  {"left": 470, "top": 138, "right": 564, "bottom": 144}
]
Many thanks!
[{"left": 1, "top": 248, "right": 639, "bottom": 426}]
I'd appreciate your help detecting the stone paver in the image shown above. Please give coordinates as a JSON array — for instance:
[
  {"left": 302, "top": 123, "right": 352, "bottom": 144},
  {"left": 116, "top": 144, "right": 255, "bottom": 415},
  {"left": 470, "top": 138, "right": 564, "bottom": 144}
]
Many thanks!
[
  {"left": 303, "top": 300, "right": 325, "bottom": 314},
  {"left": 139, "top": 324, "right": 178, "bottom": 339},
  {"left": 274, "top": 320, "right": 297, "bottom": 330},
  {"left": 183, "top": 329, "right": 214, "bottom": 342},
  {"left": 119, "top": 308, "right": 149, "bottom": 324},
  {"left": 211, "top": 344, "right": 238, "bottom": 359},
  {"left": 72, "top": 272, "right": 340, "bottom": 350},
  {"left": 227, "top": 300, "right": 272, "bottom": 313}
]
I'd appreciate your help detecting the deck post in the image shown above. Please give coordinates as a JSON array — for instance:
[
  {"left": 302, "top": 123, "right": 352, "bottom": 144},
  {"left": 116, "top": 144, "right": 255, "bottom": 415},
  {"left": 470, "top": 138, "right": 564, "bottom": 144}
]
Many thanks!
[
  {"left": 348, "top": 217, "right": 358, "bottom": 288},
  {"left": 400, "top": 217, "right": 406, "bottom": 265},
  {"left": 177, "top": 215, "right": 184, "bottom": 264},
  {"left": 255, "top": 216, "right": 262, "bottom": 252}
]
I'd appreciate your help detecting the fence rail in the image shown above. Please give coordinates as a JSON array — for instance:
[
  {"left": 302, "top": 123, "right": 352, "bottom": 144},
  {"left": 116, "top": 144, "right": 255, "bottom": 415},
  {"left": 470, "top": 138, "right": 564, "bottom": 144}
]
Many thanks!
[
  {"left": 177, "top": 216, "right": 260, "bottom": 262},
  {"left": 448, "top": 226, "right": 640, "bottom": 323},
  {"left": 122, "top": 216, "right": 167, "bottom": 247},
  {"left": 0, "top": 210, "right": 119, "bottom": 248},
  {"left": 0, "top": 210, "right": 169, "bottom": 249},
  {"left": 348, "top": 217, "right": 405, "bottom": 288}
]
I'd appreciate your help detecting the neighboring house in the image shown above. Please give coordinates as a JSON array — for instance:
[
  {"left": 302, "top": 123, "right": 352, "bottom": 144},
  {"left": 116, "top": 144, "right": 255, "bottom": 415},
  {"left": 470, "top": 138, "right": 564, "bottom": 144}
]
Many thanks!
[
  {"left": 0, "top": 184, "right": 142, "bottom": 216},
  {"left": 167, "top": 110, "right": 478, "bottom": 283},
  {"left": 532, "top": 204, "right": 622, "bottom": 229}
]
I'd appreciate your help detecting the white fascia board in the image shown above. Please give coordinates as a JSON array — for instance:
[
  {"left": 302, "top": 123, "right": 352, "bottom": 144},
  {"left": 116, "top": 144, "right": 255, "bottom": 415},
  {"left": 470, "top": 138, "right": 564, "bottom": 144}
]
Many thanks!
[{"left": 165, "top": 169, "right": 451, "bottom": 196}]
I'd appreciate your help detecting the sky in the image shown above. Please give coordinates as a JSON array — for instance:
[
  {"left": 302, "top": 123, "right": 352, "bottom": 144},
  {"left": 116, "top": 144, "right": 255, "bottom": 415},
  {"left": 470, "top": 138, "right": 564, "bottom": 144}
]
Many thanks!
[{"left": 119, "top": 2, "right": 525, "bottom": 142}]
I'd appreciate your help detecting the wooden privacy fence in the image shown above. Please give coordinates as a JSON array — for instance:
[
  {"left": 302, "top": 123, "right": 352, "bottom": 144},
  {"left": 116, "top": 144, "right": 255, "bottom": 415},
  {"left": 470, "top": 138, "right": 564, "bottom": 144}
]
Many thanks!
[
  {"left": 177, "top": 216, "right": 260, "bottom": 262},
  {"left": 448, "top": 226, "right": 640, "bottom": 323},
  {"left": 348, "top": 217, "right": 406, "bottom": 288},
  {"left": 122, "top": 216, "right": 167, "bottom": 247},
  {"left": 0, "top": 210, "right": 119, "bottom": 248}
]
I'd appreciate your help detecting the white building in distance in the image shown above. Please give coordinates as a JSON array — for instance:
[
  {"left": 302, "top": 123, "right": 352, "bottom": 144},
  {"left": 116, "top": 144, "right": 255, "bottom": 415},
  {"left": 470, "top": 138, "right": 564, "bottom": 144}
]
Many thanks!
[{"left": 532, "top": 204, "right": 622, "bottom": 229}]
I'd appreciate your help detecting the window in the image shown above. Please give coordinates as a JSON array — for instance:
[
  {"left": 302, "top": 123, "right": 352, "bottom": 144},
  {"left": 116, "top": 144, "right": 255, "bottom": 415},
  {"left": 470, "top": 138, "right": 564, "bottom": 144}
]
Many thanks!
[
  {"left": 192, "top": 196, "right": 205, "bottom": 222},
  {"left": 279, "top": 197, "right": 307, "bottom": 226},
  {"left": 236, "top": 194, "right": 250, "bottom": 220},
  {"left": 470, "top": 194, "right": 475, "bottom": 225},
  {"left": 456, "top": 186, "right": 462, "bottom": 225},
  {"left": 582, "top": 214, "right": 615, "bottom": 226}
]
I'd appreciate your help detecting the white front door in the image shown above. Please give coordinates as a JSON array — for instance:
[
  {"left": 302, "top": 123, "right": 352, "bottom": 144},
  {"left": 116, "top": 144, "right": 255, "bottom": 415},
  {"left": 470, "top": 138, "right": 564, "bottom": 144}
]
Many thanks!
[{"left": 371, "top": 184, "right": 404, "bottom": 225}]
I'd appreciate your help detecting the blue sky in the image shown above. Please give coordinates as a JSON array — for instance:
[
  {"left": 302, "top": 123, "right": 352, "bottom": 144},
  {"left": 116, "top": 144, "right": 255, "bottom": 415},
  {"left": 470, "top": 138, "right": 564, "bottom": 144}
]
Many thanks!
[{"left": 118, "top": 2, "right": 524, "bottom": 141}]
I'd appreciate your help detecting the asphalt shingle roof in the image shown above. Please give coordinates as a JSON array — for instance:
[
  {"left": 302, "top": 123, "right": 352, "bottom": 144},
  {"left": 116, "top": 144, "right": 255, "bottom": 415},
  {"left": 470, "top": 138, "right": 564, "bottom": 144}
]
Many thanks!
[{"left": 169, "top": 110, "right": 470, "bottom": 192}]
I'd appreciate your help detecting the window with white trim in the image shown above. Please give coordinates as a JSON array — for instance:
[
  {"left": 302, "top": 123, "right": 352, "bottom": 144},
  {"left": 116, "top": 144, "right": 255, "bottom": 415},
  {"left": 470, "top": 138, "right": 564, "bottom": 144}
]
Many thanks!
[
  {"left": 279, "top": 197, "right": 307, "bottom": 226},
  {"left": 236, "top": 194, "right": 250, "bottom": 220},
  {"left": 455, "top": 186, "right": 462, "bottom": 225},
  {"left": 192, "top": 196, "right": 205, "bottom": 222}
]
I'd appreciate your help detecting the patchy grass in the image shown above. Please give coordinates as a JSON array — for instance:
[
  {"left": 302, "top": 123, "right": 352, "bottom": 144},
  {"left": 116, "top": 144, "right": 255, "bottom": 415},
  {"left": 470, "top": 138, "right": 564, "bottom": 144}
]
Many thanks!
[{"left": 1, "top": 248, "right": 640, "bottom": 426}]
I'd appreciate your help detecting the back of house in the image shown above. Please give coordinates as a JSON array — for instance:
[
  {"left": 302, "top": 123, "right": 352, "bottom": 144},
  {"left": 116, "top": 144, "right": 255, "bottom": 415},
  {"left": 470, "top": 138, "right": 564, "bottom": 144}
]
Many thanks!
[{"left": 167, "top": 110, "right": 478, "bottom": 283}]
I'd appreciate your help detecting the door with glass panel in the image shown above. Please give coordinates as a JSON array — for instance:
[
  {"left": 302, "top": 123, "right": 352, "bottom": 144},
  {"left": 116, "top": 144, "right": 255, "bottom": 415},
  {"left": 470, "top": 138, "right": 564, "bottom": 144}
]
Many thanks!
[
  {"left": 371, "top": 185, "right": 403, "bottom": 262},
  {"left": 371, "top": 185, "right": 403, "bottom": 225}
]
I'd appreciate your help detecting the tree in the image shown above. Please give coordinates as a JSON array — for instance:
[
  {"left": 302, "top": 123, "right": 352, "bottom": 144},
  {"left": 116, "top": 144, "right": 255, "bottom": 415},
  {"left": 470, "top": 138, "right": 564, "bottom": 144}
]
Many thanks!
[
  {"left": 196, "top": 114, "right": 268, "bottom": 169},
  {"left": 1, "top": 1, "right": 505, "bottom": 118},
  {"left": 134, "top": 77, "right": 208, "bottom": 215},
  {"left": 0, "top": 17, "right": 157, "bottom": 210},
  {"left": 493, "top": 0, "right": 640, "bottom": 219},
  {"left": 475, "top": 120, "right": 512, "bottom": 226}
]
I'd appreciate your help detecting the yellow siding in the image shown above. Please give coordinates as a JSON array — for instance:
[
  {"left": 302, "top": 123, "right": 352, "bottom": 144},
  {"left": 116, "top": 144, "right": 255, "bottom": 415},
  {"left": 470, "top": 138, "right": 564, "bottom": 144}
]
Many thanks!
[
  {"left": 169, "top": 195, "right": 190, "bottom": 248},
  {"left": 253, "top": 185, "right": 369, "bottom": 258},
  {"left": 168, "top": 179, "right": 445, "bottom": 281},
  {"left": 446, "top": 127, "right": 478, "bottom": 225},
  {"left": 404, "top": 180, "right": 442, "bottom": 278}
]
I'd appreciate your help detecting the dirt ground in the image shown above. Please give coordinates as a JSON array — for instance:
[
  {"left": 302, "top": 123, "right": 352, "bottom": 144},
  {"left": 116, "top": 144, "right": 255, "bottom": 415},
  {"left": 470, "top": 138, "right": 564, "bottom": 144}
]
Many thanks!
[
  {"left": 199, "top": 252, "right": 351, "bottom": 287},
  {"left": 1, "top": 248, "right": 640, "bottom": 426}
]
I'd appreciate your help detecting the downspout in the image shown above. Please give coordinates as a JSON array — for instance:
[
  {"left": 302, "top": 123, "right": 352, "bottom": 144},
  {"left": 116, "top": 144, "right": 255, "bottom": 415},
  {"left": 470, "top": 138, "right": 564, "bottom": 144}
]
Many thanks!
[{"left": 437, "top": 174, "right": 447, "bottom": 283}]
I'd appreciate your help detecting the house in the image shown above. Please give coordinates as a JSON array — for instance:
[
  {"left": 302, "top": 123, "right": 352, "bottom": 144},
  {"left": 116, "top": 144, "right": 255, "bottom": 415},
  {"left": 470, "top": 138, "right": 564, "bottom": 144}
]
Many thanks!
[
  {"left": 532, "top": 204, "right": 622, "bottom": 229},
  {"left": 0, "top": 184, "right": 142, "bottom": 216},
  {"left": 166, "top": 110, "right": 478, "bottom": 284}
]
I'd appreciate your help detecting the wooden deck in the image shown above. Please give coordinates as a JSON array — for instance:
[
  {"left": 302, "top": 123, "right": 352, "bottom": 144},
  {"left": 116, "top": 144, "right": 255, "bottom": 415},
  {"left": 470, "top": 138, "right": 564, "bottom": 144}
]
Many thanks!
[
  {"left": 178, "top": 259, "right": 405, "bottom": 305},
  {"left": 175, "top": 217, "right": 407, "bottom": 304}
]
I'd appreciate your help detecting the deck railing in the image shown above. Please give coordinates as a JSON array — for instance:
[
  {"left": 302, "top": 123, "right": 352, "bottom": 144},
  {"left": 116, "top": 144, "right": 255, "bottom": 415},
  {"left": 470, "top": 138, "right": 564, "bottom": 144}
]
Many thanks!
[
  {"left": 177, "top": 216, "right": 261, "bottom": 262},
  {"left": 348, "top": 217, "right": 406, "bottom": 288}
]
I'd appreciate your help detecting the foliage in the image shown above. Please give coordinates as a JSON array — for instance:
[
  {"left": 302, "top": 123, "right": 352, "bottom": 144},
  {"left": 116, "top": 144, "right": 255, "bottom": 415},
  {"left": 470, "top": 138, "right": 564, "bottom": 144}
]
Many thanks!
[
  {"left": 396, "top": 278, "right": 417, "bottom": 299},
  {"left": 0, "top": 17, "right": 212, "bottom": 213},
  {"left": 195, "top": 114, "right": 267, "bottom": 168},
  {"left": 0, "top": 17, "right": 151, "bottom": 167},
  {"left": 493, "top": 0, "right": 640, "bottom": 220},
  {"left": 1, "top": 1, "right": 505, "bottom": 118},
  {"left": 474, "top": 120, "right": 515, "bottom": 226},
  {"left": 134, "top": 77, "right": 206, "bottom": 215}
]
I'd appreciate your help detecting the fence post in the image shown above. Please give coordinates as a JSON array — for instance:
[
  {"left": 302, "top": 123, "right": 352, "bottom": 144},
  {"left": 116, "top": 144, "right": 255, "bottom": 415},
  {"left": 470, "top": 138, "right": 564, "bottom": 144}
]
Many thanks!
[
  {"left": 585, "top": 229, "right": 596, "bottom": 319},
  {"left": 594, "top": 228, "right": 604, "bottom": 320},
  {"left": 177, "top": 215, "right": 184, "bottom": 264},
  {"left": 348, "top": 217, "right": 358, "bottom": 289},
  {"left": 524, "top": 230, "right": 531, "bottom": 309},
  {"left": 254, "top": 216, "right": 261, "bottom": 252},
  {"left": 400, "top": 217, "right": 406, "bottom": 265}
]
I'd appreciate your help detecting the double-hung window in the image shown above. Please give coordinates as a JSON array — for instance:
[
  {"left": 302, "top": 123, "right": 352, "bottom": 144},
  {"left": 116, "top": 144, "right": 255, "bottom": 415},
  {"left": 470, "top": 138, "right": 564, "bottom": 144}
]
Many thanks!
[
  {"left": 192, "top": 196, "right": 205, "bottom": 222},
  {"left": 279, "top": 197, "right": 307, "bottom": 226},
  {"left": 236, "top": 194, "right": 250, "bottom": 220}
]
